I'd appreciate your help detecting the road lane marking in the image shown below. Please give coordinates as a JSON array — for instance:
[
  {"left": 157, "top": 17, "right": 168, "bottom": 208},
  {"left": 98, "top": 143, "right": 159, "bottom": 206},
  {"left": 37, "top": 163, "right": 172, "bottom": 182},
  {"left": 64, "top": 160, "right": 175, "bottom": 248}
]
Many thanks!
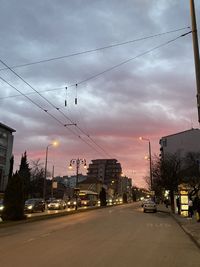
[
  {"left": 24, "top": 238, "right": 35, "bottom": 243},
  {"left": 23, "top": 233, "right": 51, "bottom": 244},
  {"left": 146, "top": 223, "right": 172, "bottom": 228},
  {"left": 40, "top": 233, "right": 50, "bottom": 238}
]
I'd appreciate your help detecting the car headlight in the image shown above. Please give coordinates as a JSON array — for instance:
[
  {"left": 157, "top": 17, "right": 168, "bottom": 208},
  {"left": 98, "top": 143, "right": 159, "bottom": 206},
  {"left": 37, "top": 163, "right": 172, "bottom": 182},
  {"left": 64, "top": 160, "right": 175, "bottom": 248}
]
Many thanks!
[
  {"left": 55, "top": 204, "right": 59, "bottom": 207},
  {"left": 48, "top": 204, "right": 50, "bottom": 207},
  {"left": 73, "top": 201, "right": 76, "bottom": 205},
  {"left": 0, "top": 206, "right": 4, "bottom": 210},
  {"left": 28, "top": 205, "right": 33, "bottom": 210},
  {"left": 67, "top": 202, "right": 70, "bottom": 205},
  {"left": 83, "top": 201, "right": 87, "bottom": 205}
]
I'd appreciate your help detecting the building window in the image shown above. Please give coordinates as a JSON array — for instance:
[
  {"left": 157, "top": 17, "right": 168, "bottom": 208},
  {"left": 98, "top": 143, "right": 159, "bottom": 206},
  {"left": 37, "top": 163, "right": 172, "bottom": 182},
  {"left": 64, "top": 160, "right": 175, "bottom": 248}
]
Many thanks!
[
  {"left": 161, "top": 138, "right": 167, "bottom": 147},
  {"left": 0, "top": 147, "right": 6, "bottom": 157}
]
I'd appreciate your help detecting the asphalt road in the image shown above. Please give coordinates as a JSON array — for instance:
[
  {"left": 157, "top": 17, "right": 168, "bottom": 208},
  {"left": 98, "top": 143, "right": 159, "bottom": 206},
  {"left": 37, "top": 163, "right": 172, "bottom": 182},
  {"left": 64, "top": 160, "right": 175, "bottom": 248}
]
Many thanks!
[{"left": 0, "top": 202, "right": 200, "bottom": 267}]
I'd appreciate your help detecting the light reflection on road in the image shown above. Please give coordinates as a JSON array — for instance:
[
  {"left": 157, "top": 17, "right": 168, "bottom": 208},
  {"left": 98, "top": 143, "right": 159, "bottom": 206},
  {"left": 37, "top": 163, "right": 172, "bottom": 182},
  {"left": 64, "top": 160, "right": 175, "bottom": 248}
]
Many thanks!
[
  {"left": 25, "top": 207, "right": 84, "bottom": 218},
  {"left": 0, "top": 204, "right": 122, "bottom": 223},
  {"left": 0, "top": 206, "right": 91, "bottom": 222}
]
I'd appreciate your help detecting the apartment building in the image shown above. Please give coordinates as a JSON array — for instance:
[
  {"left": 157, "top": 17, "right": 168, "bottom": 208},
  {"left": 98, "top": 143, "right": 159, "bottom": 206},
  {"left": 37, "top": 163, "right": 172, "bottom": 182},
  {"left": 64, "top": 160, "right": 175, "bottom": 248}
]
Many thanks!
[
  {"left": 0, "top": 122, "right": 16, "bottom": 192},
  {"left": 159, "top": 128, "right": 200, "bottom": 157},
  {"left": 87, "top": 159, "right": 122, "bottom": 185}
]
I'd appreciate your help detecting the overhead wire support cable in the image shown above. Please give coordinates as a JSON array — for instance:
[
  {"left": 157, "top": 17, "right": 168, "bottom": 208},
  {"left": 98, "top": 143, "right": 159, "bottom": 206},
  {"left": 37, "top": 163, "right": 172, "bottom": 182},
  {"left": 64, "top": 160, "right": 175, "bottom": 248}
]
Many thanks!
[
  {"left": 0, "top": 59, "right": 113, "bottom": 157},
  {"left": 0, "top": 55, "right": 116, "bottom": 157},
  {"left": 75, "top": 30, "right": 192, "bottom": 86},
  {"left": 0, "top": 87, "right": 64, "bottom": 100},
  {"left": 0, "top": 74, "right": 110, "bottom": 157},
  {"left": 0, "top": 31, "right": 192, "bottom": 158},
  {"left": 0, "top": 58, "right": 81, "bottom": 129},
  {"left": 0, "top": 29, "right": 192, "bottom": 102},
  {"left": 0, "top": 26, "right": 190, "bottom": 71},
  {"left": 0, "top": 75, "right": 67, "bottom": 127},
  {"left": 0, "top": 30, "right": 192, "bottom": 102}
]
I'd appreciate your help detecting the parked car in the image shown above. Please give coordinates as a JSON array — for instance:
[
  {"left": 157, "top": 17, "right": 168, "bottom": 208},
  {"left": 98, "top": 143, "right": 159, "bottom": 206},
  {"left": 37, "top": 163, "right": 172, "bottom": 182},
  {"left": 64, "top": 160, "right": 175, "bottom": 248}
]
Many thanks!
[
  {"left": 47, "top": 199, "right": 66, "bottom": 210},
  {"left": 141, "top": 198, "right": 151, "bottom": 207},
  {"left": 113, "top": 197, "right": 123, "bottom": 205},
  {"left": 106, "top": 198, "right": 114, "bottom": 206},
  {"left": 0, "top": 199, "right": 4, "bottom": 216},
  {"left": 24, "top": 198, "right": 45, "bottom": 213},
  {"left": 143, "top": 200, "right": 157, "bottom": 213},
  {"left": 46, "top": 198, "right": 56, "bottom": 204},
  {"left": 67, "top": 198, "right": 81, "bottom": 208}
]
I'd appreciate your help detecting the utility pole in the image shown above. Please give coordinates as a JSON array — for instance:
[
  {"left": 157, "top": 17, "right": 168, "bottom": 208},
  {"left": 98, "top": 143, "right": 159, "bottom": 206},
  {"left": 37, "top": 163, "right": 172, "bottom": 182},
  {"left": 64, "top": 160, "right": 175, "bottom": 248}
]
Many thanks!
[
  {"left": 148, "top": 141, "right": 153, "bottom": 190},
  {"left": 51, "top": 165, "right": 54, "bottom": 199},
  {"left": 190, "top": 0, "right": 200, "bottom": 122},
  {"left": 139, "top": 137, "right": 153, "bottom": 190}
]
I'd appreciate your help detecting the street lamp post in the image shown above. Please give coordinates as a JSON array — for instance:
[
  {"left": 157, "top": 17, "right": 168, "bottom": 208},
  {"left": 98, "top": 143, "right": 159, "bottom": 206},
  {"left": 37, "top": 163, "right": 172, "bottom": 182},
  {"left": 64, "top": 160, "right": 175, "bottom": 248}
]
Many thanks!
[
  {"left": 43, "top": 141, "right": 58, "bottom": 200},
  {"left": 139, "top": 137, "right": 153, "bottom": 190},
  {"left": 190, "top": 0, "right": 200, "bottom": 123},
  {"left": 69, "top": 158, "right": 87, "bottom": 210}
]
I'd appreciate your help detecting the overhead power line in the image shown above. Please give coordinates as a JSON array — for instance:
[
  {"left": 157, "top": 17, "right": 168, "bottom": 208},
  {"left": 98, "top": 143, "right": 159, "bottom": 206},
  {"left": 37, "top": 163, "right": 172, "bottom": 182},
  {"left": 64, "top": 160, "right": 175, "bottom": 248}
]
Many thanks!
[
  {"left": 0, "top": 73, "right": 112, "bottom": 158},
  {"left": 0, "top": 58, "right": 113, "bottom": 158},
  {"left": 0, "top": 30, "right": 192, "bottom": 159},
  {"left": 75, "top": 30, "right": 192, "bottom": 86},
  {"left": 0, "top": 30, "right": 192, "bottom": 102},
  {"left": 0, "top": 75, "right": 69, "bottom": 127},
  {"left": 0, "top": 26, "right": 190, "bottom": 71}
]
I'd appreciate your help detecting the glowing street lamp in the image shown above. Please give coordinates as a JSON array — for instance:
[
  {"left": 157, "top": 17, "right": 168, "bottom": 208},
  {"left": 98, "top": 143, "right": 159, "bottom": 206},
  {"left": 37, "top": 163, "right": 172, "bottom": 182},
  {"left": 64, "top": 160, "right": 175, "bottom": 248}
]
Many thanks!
[
  {"left": 43, "top": 141, "right": 58, "bottom": 199},
  {"left": 68, "top": 158, "right": 87, "bottom": 210},
  {"left": 139, "top": 136, "right": 153, "bottom": 190}
]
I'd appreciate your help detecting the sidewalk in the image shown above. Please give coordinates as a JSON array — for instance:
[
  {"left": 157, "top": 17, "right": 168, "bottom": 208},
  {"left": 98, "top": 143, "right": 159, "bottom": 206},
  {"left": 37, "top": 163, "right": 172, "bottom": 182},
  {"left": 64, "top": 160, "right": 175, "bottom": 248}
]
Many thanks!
[{"left": 158, "top": 204, "right": 200, "bottom": 248}]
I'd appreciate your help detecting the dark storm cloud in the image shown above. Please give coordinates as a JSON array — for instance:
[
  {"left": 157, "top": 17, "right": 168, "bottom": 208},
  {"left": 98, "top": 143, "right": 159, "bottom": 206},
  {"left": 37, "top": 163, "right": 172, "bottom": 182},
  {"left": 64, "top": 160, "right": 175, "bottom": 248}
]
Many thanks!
[{"left": 0, "top": 0, "right": 200, "bottom": 187}]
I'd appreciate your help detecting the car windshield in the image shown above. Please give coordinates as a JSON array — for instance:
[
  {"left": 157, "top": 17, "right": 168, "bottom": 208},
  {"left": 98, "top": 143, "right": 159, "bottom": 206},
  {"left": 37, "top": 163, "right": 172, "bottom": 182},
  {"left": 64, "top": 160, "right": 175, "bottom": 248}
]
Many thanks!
[
  {"left": 51, "top": 200, "right": 61, "bottom": 203},
  {"left": 25, "top": 199, "right": 37, "bottom": 204},
  {"left": 145, "top": 200, "right": 155, "bottom": 203}
]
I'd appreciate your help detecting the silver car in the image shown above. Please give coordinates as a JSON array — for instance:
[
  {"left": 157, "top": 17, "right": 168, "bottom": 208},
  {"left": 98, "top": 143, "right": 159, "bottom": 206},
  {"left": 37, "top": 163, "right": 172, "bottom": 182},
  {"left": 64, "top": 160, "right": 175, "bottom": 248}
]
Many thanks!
[
  {"left": 143, "top": 200, "right": 157, "bottom": 213},
  {"left": 47, "top": 199, "right": 66, "bottom": 210}
]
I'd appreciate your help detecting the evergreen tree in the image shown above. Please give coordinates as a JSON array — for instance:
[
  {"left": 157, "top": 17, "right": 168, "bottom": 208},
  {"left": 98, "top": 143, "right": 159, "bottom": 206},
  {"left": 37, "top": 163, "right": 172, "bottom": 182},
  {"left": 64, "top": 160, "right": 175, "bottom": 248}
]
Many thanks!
[
  {"left": 18, "top": 151, "right": 31, "bottom": 200},
  {"left": 2, "top": 171, "right": 25, "bottom": 221},
  {"left": 8, "top": 155, "right": 14, "bottom": 181}
]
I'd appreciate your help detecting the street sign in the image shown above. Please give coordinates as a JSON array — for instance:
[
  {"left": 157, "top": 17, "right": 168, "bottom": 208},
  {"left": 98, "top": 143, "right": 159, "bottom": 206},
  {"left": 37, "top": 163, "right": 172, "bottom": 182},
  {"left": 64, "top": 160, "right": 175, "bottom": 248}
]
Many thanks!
[{"left": 52, "top": 182, "right": 57, "bottom": 189}]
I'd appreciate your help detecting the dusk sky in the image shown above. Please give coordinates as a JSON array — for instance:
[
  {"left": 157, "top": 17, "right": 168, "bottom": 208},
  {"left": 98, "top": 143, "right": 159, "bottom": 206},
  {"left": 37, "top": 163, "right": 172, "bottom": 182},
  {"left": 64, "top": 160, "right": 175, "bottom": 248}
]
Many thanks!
[{"left": 0, "top": 0, "right": 200, "bottom": 188}]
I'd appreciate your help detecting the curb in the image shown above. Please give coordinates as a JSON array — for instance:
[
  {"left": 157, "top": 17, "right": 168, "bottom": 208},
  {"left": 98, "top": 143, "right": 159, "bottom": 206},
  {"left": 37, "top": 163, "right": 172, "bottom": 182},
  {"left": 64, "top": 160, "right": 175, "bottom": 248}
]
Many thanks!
[
  {"left": 156, "top": 206, "right": 200, "bottom": 249},
  {"left": 170, "top": 213, "right": 200, "bottom": 249},
  {"left": 157, "top": 209, "right": 171, "bottom": 214}
]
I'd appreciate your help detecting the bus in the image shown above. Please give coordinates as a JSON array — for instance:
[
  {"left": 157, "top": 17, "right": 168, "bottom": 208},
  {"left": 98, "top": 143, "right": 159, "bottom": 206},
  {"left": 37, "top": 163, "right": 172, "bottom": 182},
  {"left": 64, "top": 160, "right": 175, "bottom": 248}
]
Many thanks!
[{"left": 79, "top": 190, "right": 98, "bottom": 207}]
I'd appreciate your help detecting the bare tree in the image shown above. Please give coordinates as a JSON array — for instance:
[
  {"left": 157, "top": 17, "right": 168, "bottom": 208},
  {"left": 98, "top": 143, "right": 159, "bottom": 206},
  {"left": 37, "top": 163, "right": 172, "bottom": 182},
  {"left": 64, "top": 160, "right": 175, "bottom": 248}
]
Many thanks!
[
  {"left": 29, "top": 159, "right": 45, "bottom": 198},
  {"left": 151, "top": 153, "right": 182, "bottom": 212},
  {"left": 181, "top": 152, "right": 200, "bottom": 197}
]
